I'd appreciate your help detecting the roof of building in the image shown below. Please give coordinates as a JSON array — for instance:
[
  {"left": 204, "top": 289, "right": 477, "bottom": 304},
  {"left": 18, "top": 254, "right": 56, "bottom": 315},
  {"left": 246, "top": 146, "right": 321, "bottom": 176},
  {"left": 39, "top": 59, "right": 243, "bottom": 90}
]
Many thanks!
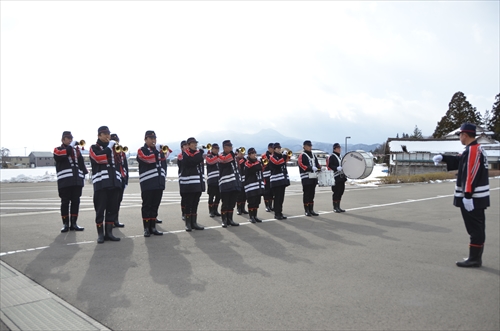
[
  {"left": 388, "top": 136, "right": 500, "bottom": 154},
  {"left": 29, "top": 152, "right": 54, "bottom": 157}
]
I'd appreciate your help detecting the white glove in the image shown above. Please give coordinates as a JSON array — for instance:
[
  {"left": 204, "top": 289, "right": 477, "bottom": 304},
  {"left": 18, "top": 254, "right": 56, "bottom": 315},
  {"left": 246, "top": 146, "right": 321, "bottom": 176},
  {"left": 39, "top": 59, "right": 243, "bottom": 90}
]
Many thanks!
[
  {"left": 433, "top": 155, "right": 443, "bottom": 165},
  {"left": 69, "top": 140, "right": 77, "bottom": 147},
  {"left": 337, "top": 166, "right": 342, "bottom": 171},
  {"left": 312, "top": 166, "right": 318, "bottom": 172},
  {"left": 107, "top": 140, "right": 116, "bottom": 149},
  {"left": 462, "top": 198, "right": 474, "bottom": 212}
]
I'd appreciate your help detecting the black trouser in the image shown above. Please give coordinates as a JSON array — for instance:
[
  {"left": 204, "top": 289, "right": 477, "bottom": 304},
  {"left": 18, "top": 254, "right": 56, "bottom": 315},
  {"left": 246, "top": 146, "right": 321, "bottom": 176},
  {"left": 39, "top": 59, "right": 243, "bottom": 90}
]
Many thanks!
[
  {"left": 208, "top": 184, "right": 221, "bottom": 205},
  {"left": 460, "top": 206, "right": 486, "bottom": 246},
  {"left": 94, "top": 188, "right": 120, "bottom": 224},
  {"left": 58, "top": 185, "right": 82, "bottom": 217},
  {"left": 263, "top": 178, "right": 273, "bottom": 201},
  {"left": 247, "top": 195, "right": 261, "bottom": 209},
  {"left": 236, "top": 190, "right": 246, "bottom": 204},
  {"left": 272, "top": 186, "right": 286, "bottom": 215},
  {"left": 141, "top": 189, "right": 163, "bottom": 220},
  {"left": 332, "top": 180, "right": 345, "bottom": 201},
  {"left": 221, "top": 191, "right": 238, "bottom": 212},
  {"left": 302, "top": 184, "right": 316, "bottom": 204},
  {"left": 184, "top": 192, "right": 202, "bottom": 215}
]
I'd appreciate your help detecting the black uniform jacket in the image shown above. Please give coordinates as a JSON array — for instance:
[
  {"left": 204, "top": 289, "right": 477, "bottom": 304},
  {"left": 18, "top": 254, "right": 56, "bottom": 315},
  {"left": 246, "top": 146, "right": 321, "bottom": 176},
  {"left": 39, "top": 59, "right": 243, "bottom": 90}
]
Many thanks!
[
  {"left": 53, "top": 144, "right": 88, "bottom": 189},
  {"left": 298, "top": 150, "right": 321, "bottom": 186},
  {"left": 442, "top": 141, "right": 490, "bottom": 209},
  {"left": 218, "top": 151, "right": 243, "bottom": 193},
  {"left": 89, "top": 139, "right": 123, "bottom": 191},
  {"left": 205, "top": 152, "right": 220, "bottom": 186},
  {"left": 328, "top": 152, "right": 347, "bottom": 183},
  {"left": 244, "top": 158, "right": 265, "bottom": 198},
  {"left": 137, "top": 144, "right": 167, "bottom": 192},
  {"left": 269, "top": 152, "right": 290, "bottom": 188},
  {"left": 179, "top": 148, "right": 205, "bottom": 193}
]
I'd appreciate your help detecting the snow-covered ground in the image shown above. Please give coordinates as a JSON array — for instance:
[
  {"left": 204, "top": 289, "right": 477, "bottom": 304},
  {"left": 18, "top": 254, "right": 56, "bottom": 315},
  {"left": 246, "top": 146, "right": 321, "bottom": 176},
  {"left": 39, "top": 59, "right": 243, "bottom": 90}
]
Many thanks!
[{"left": 1, "top": 164, "right": 389, "bottom": 184}]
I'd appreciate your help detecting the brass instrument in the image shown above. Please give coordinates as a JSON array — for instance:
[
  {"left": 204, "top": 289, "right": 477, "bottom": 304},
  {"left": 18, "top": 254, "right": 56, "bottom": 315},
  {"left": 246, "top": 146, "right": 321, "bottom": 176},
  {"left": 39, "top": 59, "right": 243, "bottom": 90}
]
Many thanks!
[
  {"left": 75, "top": 140, "right": 86, "bottom": 147},
  {"left": 114, "top": 144, "right": 129, "bottom": 153},
  {"left": 262, "top": 158, "right": 269, "bottom": 166},
  {"left": 236, "top": 147, "right": 246, "bottom": 154},
  {"left": 202, "top": 143, "right": 212, "bottom": 150},
  {"left": 160, "top": 145, "right": 170, "bottom": 153},
  {"left": 282, "top": 148, "right": 293, "bottom": 157}
]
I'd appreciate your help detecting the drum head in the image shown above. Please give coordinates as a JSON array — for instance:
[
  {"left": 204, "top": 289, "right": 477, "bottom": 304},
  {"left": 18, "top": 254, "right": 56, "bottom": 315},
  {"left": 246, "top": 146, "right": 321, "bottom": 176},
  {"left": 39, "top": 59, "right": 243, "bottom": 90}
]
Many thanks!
[{"left": 341, "top": 151, "right": 374, "bottom": 179}]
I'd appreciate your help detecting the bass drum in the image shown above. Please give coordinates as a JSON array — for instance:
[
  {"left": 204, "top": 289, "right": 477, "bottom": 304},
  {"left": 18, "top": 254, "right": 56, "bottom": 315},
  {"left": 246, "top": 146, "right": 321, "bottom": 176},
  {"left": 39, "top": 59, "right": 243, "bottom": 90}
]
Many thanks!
[
  {"left": 317, "top": 170, "right": 335, "bottom": 187},
  {"left": 341, "top": 151, "right": 374, "bottom": 179}
]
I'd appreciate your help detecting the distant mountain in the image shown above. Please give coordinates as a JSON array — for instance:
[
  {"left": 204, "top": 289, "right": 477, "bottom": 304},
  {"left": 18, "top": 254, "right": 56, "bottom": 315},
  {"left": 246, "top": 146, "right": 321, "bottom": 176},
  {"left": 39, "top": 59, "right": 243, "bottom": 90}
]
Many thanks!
[{"left": 159, "top": 129, "right": 381, "bottom": 158}]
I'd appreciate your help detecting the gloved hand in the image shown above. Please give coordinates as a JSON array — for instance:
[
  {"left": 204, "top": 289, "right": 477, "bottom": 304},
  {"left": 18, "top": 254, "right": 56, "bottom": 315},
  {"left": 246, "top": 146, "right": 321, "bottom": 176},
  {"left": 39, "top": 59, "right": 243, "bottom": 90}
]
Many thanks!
[
  {"left": 463, "top": 198, "right": 474, "bottom": 212},
  {"left": 107, "top": 140, "right": 116, "bottom": 149},
  {"left": 433, "top": 155, "right": 443, "bottom": 165},
  {"left": 156, "top": 144, "right": 162, "bottom": 152},
  {"left": 69, "top": 140, "right": 77, "bottom": 147},
  {"left": 312, "top": 166, "right": 318, "bottom": 172},
  {"left": 337, "top": 166, "right": 342, "bottom": 171}
]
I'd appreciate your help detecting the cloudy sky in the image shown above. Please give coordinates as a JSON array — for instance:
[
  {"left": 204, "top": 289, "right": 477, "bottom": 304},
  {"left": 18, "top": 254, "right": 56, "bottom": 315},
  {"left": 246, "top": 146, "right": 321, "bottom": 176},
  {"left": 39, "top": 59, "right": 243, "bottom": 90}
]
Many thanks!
[{"left": 1, "top": 1, "right": 499, "bottom": 156}]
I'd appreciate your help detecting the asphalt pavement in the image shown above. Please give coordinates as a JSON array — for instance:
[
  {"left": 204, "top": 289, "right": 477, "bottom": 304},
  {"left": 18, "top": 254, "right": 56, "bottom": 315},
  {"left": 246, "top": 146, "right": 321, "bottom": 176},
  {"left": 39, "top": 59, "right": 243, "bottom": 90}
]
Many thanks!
[{"left": 1, "top": 178, "right": 499, "bottom": 330}]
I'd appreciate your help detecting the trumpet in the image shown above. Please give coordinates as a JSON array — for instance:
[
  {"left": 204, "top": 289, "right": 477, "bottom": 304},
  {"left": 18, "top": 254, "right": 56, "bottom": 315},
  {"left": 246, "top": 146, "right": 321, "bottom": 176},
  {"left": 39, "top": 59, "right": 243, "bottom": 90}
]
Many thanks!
[
  {"left": 282, "top": 148, "right": 293, "bottom": 157},
  {"left": 114, "top": 144, "right": 129, "bottom": 153},
  {"left": 160, "top": 145, "right": 170, "bottom": 153},
  {"left": 236, "top": 147, "right": 246, "bottom": 154},
  {"left": 262, "top": 158, "right": 269, "bottom": 166},
  {"left": 202, "top": 143, "right": 212, "bottom": 150},
  {"left": 75, "top": 140, "right": 86, "bottom": 147}
]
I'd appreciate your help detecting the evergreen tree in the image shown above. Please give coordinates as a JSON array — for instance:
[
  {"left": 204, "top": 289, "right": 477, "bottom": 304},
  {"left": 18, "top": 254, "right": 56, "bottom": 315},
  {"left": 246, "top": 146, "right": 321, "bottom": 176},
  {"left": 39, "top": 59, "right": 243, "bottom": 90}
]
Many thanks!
[
  {"left": 396, "top": 133, "right": 399, "bottom": 138},
  {"left": 410, "top": 125, "right": 423, "bottom": 139},
  {"left": 486, "top": 93, "right": 500, "bottom": 141},
  {"left": 433, "top": 91, "right": 483, "bottom": 138}
]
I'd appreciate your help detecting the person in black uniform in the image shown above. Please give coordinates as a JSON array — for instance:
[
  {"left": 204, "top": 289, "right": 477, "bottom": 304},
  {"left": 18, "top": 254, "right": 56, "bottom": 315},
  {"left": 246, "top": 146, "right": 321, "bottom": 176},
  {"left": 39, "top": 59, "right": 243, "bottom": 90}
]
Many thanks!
[
  {"left": 218, "top": 140, "right": 242, "bottom": 227},
  {"left": 179, "top": 137, "right": 205, "bottom": 231},
  {"left": 433, "top": 123, "right": 490, "bottom": 268},
  {"left": 328, "top": 143, "right": 347, "bottom": 213},
  {"left": 53, "top": 131, "right": 88, "bottom": 232},
  {"left": 206, "top": 143, "right": 222, "bottom": 217},
  {"left": 298, "top": 140, "right": 321, "bottom": 216},
  {"left": 110, "top": 133, "right": 127, "bottom": 228},
  {"left": 268, "top": 142, "right": 291, "bottom": 220},
  {"left": 177, "top": 140, "right": 188, "bottom": 221},
  {"left": 137, "top": 130, "right": 171, "bottom": 237},
  {"left": 235, "top": 148, "right": 249, "bottom": 215},
  {"left": 244, "top": 148, "right": 265, "bottom": 223},
  {"left": 261, "top": 143, "right": 275, "bottom": 212},
  {"left": 89, "top": 126, "right": 122, "bottom": 243}
]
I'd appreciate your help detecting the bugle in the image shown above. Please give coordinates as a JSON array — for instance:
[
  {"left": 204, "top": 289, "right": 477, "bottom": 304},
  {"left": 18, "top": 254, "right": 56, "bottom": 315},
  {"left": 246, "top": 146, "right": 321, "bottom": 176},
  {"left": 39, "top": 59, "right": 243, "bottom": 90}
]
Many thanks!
[
  {"left": 202, "top": 143, "right": 212, "bottom": 150},
  {"left": 262, "top": 158, "right": 269, "bottom": 166},
  {"left": 160, "top": 145, "right": 171, "bottom": 153},
  {"left": 75, "top": 140, "right": 86, "bottom": 149},
  {"left": 114, "top": 144, "right": 129, "bottom": 153},
  {"left": 236, "top": 147, "right": 246, "bottom": 154},
  {"left": 282, "top": 148, "right": 293, "bottom": 157}
]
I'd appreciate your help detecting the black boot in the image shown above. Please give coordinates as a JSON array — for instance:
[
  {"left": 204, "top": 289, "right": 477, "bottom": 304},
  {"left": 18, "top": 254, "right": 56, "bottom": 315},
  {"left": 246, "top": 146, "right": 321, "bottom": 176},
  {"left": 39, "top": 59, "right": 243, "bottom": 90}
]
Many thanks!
[
  {"left": 236, "top": 203, "right": 243, "bottom": 215},
  {"left": 185, "top": 214, "right": 192, "bottom": 232},
  {"left": 113, "top": 219, "right": 125, "bottom": 228},
  {"left": 456, "top": 245, "right": 483, "bottom": 268},
  {"left": 150, "top": 219, "right": 163, "bottom": 235},
  {"left": 104, "top": 222, "right": 120, "bottom": 241},
  {"left": 61, "top": 216, "right": 70, "bottom": 233},
  {"left": 254, "top": 209, "right": 262, "bottom": 223},
  {"left": 191, "top": 214, "right": 204, "bottom": 230},
  {"left": 209, "top": 204, "right": 215, "bottom": 217},
  {"left": 70, "top": 215, "right": 85, "bottom": 231},
  {"left": 309, "top": 203, "right": 319, "bottom": 216},
  {"left": 269, "top": 199, "right": 274, "bottom": 211},
  {"left": 96, "top": 223, "right": 104, "bottom": 244},
  {"left": 333, "top": 201, "right": 341, "bottom": 213},
  {"left": 241, "top": 204, "right": 249, "bottom": 214},
  {"left": 221, "top": 212, "right": 228, "bottom": 228},
  {"left": 155, "top": 218, "right": 162, "bottom": 224},
  {"left": 304, "top": 204, "right": 312, "bottom": 216},
  {"left": 213, "top": 204, "right": 221, "bottom": 217},
  {"left": 249, "top": 209, "right": 256, "bottom": 223},
  {"left": 265, "top": 200, "right": 271, "bottom": 212},
  {"left": 337, "top": 201, "right": 346, "bottom": 213},
  {"left": 227, "top": 211, "right": 239, "bottom": 226},
  {"left": 275, "top": 213, "right": 287, "bottom": 220},
  {"left": 143, "top": 219, "right": 151, "bottom": 237}
]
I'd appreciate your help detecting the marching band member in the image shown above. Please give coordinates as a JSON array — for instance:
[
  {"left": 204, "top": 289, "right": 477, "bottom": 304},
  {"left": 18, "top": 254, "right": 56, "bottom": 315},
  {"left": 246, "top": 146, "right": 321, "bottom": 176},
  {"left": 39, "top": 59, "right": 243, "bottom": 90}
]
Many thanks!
[
  {"left": 218, "top": 140, "right": 242, "bottom": 227},
  {"left": 89, "top": 126, "right": 122, "bottom": 243},
  {"left": 328, "top": 143, "right": 347, "bottom": 213},
  {"left": 137, "top": 130, "right": 171, "bottom": 237},
  {"left": 235, "top": 148, "right": 249, "bottom": 215},
  {"left": 53, "top": 131, "right": 88, "bottom": 233},
  {"left": 298, "top": 140, "right": 321, "bottom": 216},
  {"left": 269, "top": 142, "right": 291, "bottom": 220},
  {"left": 262, "top": 143, "right": 275, "bottom": 212},
  {"left": 110, "top": 133, "right": 127, "bottom": 228},
  {"left": 244, "top": 148, "right": 265, "bottom": 223},
  {"left": 206, "top": 143, "right": 222, "bottom": 217},
  {"left": 179, "top": 137, "right": 205, "bottom": 231},
  {"left": 177, "top": 140, "right": 188, "bottom": 221}
]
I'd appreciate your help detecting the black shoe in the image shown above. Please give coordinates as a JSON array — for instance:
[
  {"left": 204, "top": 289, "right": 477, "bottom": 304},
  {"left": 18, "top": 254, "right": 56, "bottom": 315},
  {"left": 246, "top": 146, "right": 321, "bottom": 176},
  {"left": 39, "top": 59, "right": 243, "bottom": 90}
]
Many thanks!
[
  {"left": 104, "top": 223, "right": 120, "bottom": 241},
  {"left": 309, "top": 204, "right": 319, "bottom": 216},
  {"left": 155, "top": 218, "right": 163, "bottom": 224},
  {"left": 97, "top": 224, "right": 104, "bottom": 244},
  {"left": 143, "top": 219, "right": 151, "bottom": 237},
  {"left": 61, "top": 216, "right": 70, "bottom": 233},
  {"left": 275, "top": 214, "right": 287, "bottom": 220},
  {"left": 191, "top": 214, "right": 204, "bottom": 230},
  {"left": 113, "top": 220, "right": 125, "bottom": 228},
  {"left": 456, "top": 246, "right": 483, "bottom": 268},
  {"left": 70, "top": 216, "right": 85, "bottom": 231}
]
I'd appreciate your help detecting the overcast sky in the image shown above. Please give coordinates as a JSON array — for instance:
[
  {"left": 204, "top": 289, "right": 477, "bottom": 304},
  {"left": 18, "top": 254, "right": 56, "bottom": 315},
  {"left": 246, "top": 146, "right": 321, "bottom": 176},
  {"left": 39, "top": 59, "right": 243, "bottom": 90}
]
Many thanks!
[{"left": 1, "top": 1, "right": 499, "bottom": 156}]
